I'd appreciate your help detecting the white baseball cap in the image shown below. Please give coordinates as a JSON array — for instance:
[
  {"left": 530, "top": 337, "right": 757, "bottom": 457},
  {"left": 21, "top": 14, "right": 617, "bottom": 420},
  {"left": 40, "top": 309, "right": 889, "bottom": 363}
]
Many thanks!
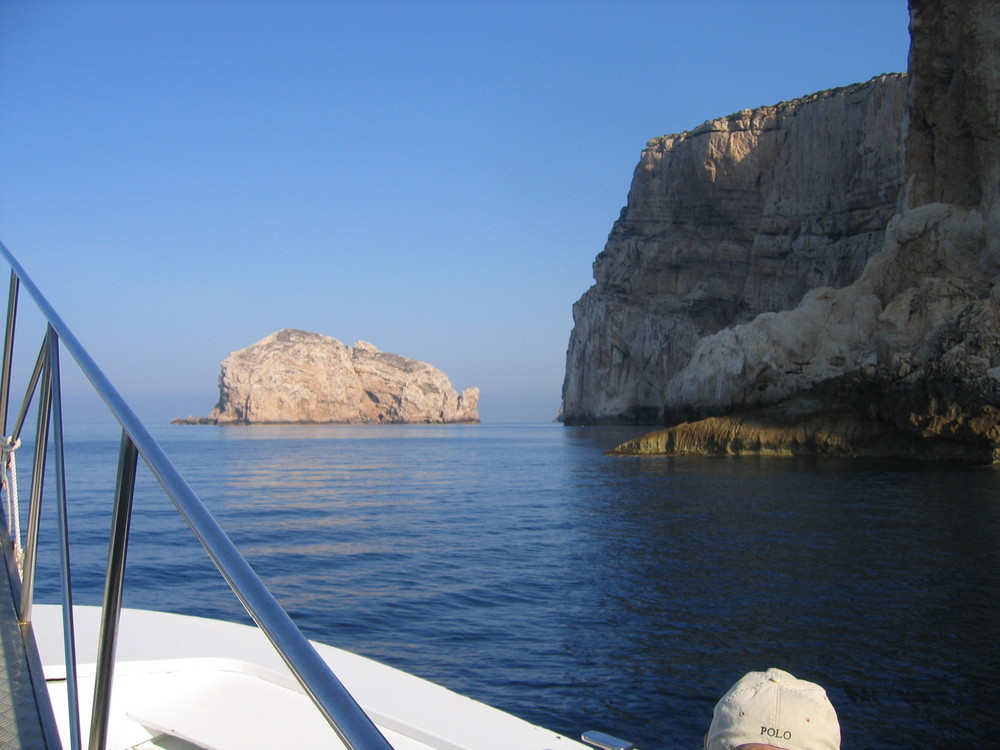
[{"left": 704, "top": 668, "right": 840, "bottom": 750}]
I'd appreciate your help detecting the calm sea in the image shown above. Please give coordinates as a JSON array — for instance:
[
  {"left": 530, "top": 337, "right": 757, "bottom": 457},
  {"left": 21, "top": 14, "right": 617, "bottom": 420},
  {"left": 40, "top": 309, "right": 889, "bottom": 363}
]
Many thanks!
[{"left": 23, "top": 422, "right": 1000, "bottom": 749}]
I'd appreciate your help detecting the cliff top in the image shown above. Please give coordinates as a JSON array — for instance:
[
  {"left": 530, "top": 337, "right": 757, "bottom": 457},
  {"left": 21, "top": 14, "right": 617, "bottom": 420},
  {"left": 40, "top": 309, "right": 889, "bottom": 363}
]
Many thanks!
[{"left": 647, "top": 73, "right": 908, "bottom": 146}]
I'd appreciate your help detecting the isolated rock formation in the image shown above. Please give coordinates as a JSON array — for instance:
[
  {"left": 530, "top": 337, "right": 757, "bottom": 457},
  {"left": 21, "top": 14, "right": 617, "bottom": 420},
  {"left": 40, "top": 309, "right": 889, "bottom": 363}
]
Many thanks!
[
  {"left": 562, "top": 73, "right": 907, "bottom": 424},
  {"left": 175, "top": 329, "right": 479, "bottom": 425},
  {"left": 599, "top": 0, "right": 1000, "bottom": 461}
]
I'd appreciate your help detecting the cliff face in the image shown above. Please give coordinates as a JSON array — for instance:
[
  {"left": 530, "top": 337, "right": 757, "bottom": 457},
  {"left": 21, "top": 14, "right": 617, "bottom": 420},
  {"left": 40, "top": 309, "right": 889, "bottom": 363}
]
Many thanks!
[
  {"left": 562, "top": 74, "right": 907, "bottom": 424},
  {"left": 177, "top": 329, "right": 479, "bottom": 425},
  {"left": 602, "top": 0, "right": 1000, "bottom": 461}
]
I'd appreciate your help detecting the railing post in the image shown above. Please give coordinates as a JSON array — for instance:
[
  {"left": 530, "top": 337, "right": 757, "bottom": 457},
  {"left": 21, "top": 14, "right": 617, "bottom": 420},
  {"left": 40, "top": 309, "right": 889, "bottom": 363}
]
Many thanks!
[
  {"left": 0, "top": 270, "right": 19, "bottom": 436},
  {"left": 18, "top": 340, "right": 51, "bottom": 624},
  {"left": 48, "top": 326, "right": 82, "bottom": 750},
  {"left": 89, "top": 430, "right": 138, "bottom": 750},
  {"left": 0, "top": 273, "right": 19, "bottom": 562},
  {"left": 11, "top": 339, "right": 49, "bottom": 443}
]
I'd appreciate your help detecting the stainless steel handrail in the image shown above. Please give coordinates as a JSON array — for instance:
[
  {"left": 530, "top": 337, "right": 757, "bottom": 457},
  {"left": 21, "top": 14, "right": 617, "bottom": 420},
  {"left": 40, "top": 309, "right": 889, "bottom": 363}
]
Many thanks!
[{"left": 0, "top": 241, "right": 394, "bottom": 750}]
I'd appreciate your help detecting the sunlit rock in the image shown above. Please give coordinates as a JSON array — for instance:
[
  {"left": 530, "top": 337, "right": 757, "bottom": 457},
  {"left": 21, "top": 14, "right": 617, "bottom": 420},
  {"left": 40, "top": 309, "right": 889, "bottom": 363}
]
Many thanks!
[{"left": 175, "top": 329, "right": 479, "bottom": 425}]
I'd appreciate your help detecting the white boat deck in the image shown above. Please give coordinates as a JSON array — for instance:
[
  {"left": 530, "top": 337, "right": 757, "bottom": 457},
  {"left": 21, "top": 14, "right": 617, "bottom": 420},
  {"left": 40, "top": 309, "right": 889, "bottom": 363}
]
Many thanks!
[
  {"left": 44, "top": 657, "right": 434, "bottom": 750},
  {"left": 33, "top": 605, "right": 591, "bottom": 750}
]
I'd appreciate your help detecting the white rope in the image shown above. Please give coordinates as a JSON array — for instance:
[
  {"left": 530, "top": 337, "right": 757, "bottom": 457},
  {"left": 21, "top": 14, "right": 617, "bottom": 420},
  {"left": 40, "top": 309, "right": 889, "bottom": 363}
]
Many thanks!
[{"left": 1, "top": 436, "right": 22, "bottom": 572}]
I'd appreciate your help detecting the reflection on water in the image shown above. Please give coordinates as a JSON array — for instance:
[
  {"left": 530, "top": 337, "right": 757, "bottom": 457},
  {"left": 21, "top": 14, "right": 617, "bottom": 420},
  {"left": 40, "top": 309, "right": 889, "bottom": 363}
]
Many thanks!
[{"left": 27, "top": 423, "right": 1000, "bottom": 748}]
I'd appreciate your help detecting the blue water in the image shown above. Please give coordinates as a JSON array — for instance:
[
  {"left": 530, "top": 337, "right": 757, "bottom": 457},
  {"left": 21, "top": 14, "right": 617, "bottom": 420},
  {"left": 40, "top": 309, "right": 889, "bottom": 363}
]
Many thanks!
[{"left": 23, "top": 422, "right": 1000, "bottom": 749}]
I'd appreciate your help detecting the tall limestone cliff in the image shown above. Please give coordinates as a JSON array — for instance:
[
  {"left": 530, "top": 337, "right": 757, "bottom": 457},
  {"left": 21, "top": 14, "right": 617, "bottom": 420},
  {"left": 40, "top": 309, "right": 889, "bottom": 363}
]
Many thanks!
[
  {"left": 177, "top": 329, "right": 480, "bottom": 425},
  {"left": 602, "top": 0, "right": 1000, "bottom": 461},
  {"left": 562, "top": 74, "right": 907, "bottom": 424}
]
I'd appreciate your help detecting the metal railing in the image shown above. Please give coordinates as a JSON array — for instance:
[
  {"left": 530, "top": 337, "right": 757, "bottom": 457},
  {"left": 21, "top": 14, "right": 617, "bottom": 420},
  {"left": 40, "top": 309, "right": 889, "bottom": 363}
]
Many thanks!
[{"left": 0, "top": 241, "right": 394, "bottom": 750}]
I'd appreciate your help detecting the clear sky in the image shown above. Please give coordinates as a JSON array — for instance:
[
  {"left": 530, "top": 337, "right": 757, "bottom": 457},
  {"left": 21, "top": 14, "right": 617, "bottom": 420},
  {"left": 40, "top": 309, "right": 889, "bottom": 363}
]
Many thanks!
[{"left": 0, "top": 0, "right": 910, "bottom": 424}]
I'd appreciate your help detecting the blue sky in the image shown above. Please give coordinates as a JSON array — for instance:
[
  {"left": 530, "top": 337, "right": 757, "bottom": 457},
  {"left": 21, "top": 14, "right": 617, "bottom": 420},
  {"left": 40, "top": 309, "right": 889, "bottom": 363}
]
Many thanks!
[{"left": 0, "top": 0, "right": 910, "bottom": 423}]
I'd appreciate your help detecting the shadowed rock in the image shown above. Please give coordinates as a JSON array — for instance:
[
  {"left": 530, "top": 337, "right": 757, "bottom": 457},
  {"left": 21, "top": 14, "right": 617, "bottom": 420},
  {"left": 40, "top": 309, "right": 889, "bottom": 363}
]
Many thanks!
[
  {"left": 579, "top": 0, "right": 1000, "bottom": 462},
  {"left": 562, "top": 74, "right": 907, "bottom": 425}
]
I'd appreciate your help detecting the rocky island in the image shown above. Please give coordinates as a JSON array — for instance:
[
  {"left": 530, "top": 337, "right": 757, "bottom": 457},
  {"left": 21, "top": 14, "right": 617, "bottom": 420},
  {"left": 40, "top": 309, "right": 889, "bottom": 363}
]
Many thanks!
[
  {"left": 565, "top": 0, "right": 1000, "bottom": 462},
  {"left": 174, "top": 329, "right": 479, "bottom": 425}
]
